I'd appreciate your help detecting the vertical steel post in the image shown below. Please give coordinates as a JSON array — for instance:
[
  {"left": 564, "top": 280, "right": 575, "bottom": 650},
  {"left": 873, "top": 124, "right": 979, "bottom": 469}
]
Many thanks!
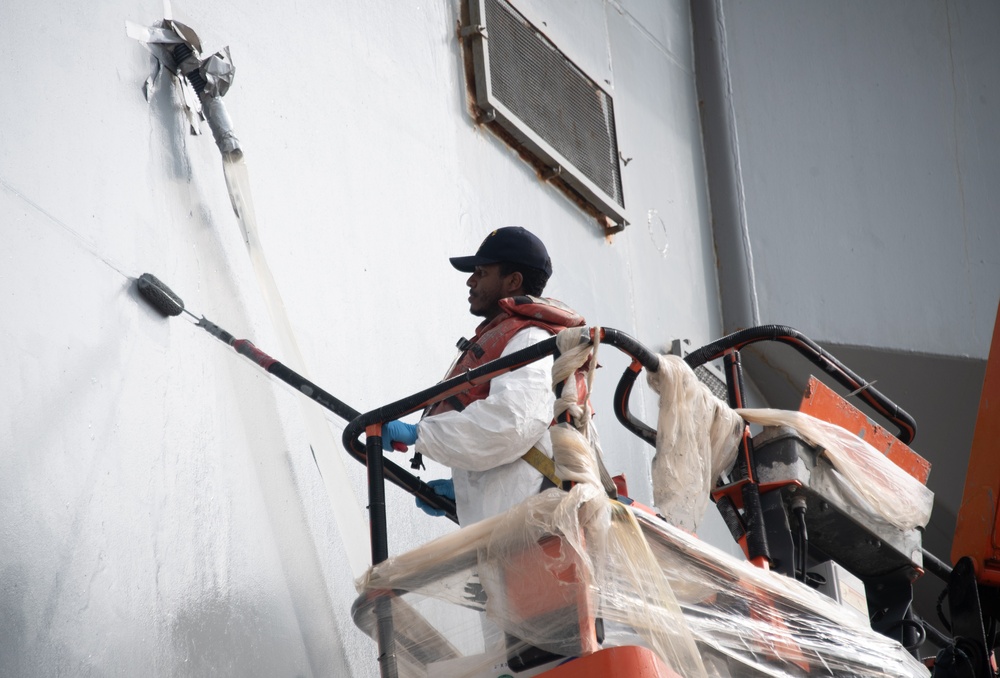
[
  {"left": 723, "top": 350, "right": 771, "bottom": 569},
  {"left": 365, "top": 427, "right": 397, "bottom": 678}
]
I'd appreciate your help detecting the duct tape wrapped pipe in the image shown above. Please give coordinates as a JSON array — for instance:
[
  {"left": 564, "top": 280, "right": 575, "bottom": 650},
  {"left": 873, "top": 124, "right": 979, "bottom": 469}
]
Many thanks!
[{"left": 126, "top": 18, "right": 240, "bottom": 154}]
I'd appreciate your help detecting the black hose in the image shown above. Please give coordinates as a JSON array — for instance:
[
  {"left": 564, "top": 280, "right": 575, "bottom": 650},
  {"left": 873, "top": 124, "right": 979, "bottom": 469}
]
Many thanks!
[
  {"left": 889, "top": 618, "right": 928, "bottom": 651},
  {"left": 715, "top": 495, "right": 746, "bottom": 542},
  {"left": 912, "top": 612, "right": 954, "bottom": 649},
  {"left": 792, "top": 497, "right": 808, "bottom": 582},
  {"left": 172, "top": 43, "right": 208, "bottom": 96},
  {"left": 602, "top": 328, "right": 660, "bottom": 446},
  {"left": 741, "top": 483, "right": 771, "bottom": 565},
  {"left": 611, "top": 363, "right": 657, "bottom": 446},
  {"left": 601, "top": 328, "right": 661, "bottom": 371}
]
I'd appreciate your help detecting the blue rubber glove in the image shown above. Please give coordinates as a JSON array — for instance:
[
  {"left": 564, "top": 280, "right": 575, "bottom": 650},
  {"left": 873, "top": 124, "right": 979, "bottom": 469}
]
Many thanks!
[
  {"left": 416, "top": 478, "right": 455, "bottom": 517},
  {"left": 382, "top": 420, "right": 418, "bottom": 451}
]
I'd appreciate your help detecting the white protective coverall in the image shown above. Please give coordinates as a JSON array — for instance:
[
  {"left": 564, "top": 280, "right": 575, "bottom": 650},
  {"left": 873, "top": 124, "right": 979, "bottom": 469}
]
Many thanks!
[{"left": 415, "top": 326, "right": 554, "bottom": 525}]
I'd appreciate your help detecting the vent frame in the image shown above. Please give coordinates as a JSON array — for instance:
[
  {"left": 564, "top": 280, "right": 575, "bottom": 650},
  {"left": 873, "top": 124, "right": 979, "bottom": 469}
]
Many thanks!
[
  {"left": 670, "top": 339, "right": 729, "bottom": 401},
  {"left": 464, "top": 0, "right": 628, "bottom": 229}
]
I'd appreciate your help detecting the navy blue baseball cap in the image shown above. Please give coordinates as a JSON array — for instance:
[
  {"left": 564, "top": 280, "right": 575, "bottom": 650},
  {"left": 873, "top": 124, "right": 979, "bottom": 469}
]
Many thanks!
[{"left": 450, "top": 227, "right": 553, "bottom": 277}]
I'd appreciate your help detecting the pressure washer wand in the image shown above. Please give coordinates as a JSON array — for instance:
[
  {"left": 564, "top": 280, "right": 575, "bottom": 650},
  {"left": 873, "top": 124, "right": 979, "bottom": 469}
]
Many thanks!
[
  {"left": 135, "top": 273, "right": 455, "bottom": 524},
  {"left": 137, "top": 273, "right": 358, "bottom": 421}
]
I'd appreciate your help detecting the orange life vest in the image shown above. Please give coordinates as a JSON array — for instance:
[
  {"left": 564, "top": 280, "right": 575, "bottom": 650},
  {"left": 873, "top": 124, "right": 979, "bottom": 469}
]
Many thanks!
[{"left": 426, "top": 296, "right": 586, "bottom": 416}]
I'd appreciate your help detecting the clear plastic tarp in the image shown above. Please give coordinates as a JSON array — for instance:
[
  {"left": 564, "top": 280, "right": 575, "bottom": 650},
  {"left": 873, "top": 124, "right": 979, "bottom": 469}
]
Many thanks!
[
  {"left": 737, "top": 409, "right": 934, "bottom": 531},
  {"left": 643, "top": 353, "right": 932, "bottom": 533},
  {"left": 354, "top": 424, "right": 929, "bottom": 678},
  {"left": 646, "top": 354, "right": 745, "bottom": 531}
]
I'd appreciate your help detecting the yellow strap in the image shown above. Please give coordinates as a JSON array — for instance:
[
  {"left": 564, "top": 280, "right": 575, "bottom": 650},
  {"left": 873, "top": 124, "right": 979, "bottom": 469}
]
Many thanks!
[{"left": 521, "top": 446, "right": 562, "bottom": 487}]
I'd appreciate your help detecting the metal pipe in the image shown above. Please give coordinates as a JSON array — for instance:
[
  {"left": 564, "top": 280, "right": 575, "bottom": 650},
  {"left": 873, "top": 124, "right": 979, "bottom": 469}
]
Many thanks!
[
  {"left": 365, "top": 431, "right": 398, "bottom": 678},
  {"left": 922, "top": 548, "right": 954, "bottom": 582}
]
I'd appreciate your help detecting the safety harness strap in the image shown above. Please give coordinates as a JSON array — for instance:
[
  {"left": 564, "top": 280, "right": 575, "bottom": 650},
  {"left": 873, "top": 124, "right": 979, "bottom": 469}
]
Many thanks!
[{"left": 521, "top": 446, "right": 562, "bottom": 487}]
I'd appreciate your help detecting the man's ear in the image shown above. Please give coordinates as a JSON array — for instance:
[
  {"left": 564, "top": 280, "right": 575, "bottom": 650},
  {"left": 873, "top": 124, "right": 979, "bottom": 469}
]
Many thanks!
[{"left": 504, "top": 270, "right": 524, "bottom": 296}]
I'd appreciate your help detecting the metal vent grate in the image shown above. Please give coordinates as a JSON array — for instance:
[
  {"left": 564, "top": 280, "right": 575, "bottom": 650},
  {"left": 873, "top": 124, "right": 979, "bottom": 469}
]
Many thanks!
[
  {"left": 694, "top": 365, "right": 728, "bottom": 401},
  {"left": 466, "top": 0, "right": 626, "bottom": 226},
  {"left": 670, "top": 339, "right": 729, "bottom": 401}
]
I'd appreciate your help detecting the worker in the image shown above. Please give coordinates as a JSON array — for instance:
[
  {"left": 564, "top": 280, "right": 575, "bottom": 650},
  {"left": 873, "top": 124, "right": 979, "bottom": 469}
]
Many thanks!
[{"left": 381, "top": 227, "right": 584, "bottom": 525}]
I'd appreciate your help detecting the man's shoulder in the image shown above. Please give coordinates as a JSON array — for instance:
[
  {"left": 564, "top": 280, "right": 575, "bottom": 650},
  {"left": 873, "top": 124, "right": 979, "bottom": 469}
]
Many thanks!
[{"left": 499, "top": 296, "right": 586, "bottom": 328}]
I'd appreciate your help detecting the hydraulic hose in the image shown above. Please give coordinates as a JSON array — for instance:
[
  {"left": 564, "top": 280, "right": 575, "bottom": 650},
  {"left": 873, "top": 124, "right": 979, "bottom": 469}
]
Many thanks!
[{"left": 601, "top": 328, "right": 661, "bottom": 446}]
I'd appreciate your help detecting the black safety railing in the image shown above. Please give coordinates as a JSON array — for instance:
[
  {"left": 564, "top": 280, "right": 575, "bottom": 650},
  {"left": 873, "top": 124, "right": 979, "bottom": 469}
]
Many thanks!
[
  {"left": 611, "top": 324, "right": 916, "bottom": 447},
  {"left": 346, "top": 323, "right": 918, "bottom": 561},
  {"left": 342, "top": 324, "right": 919, "bottom": 678}
]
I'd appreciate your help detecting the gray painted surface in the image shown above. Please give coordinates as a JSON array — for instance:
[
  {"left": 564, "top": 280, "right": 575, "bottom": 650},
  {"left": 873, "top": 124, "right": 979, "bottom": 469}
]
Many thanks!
[
  {"left": 0, "top": 0, "right": 726, "bottom": 674},
  {"left": 693, "top": 0, "right": 999, "bottom": 637},
  {"left": 705, "top": 0, "right": 1000, "bottom": 357}
]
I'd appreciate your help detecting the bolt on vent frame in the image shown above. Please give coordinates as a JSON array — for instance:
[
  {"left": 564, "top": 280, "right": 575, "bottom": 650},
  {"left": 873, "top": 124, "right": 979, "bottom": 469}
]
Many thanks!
[{"left": 463, "top": 0, "right": 628, "bottom": 228}]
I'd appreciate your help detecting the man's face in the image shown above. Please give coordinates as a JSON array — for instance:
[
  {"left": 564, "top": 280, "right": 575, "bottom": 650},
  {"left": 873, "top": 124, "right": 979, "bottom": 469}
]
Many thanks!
[{"left": 466, "top": 264, "right": 520, "bottom": 319}]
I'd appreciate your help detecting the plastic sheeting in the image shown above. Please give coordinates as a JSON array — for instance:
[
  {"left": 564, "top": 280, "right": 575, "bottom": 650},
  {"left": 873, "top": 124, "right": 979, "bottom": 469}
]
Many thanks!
[
  {"left": 738, "top": 409, "right": 934, "bottom": 531},
  {"left": 354, "top": 422, "right": 929, "bottom": 678},
  {"left": 646, "top": 354, "right": 744, "bottom": 531},
  {"left": 552, "top": 327, "right": 616, "bottom": 497},
  {"left": 643, "top": 355, "right": 932, "bottom": 533}
]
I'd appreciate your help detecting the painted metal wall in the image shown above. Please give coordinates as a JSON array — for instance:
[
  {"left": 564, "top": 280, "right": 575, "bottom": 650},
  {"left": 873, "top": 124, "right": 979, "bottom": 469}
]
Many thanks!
[
  {"left": 702, "top": 0, "right": 1000, "bottom": 358},
  {"left": 1, "top": 0, "right": 721, "bottom": 674},
  {"left": 692, "top": 0, "right": 1000, "bottom": 637}
]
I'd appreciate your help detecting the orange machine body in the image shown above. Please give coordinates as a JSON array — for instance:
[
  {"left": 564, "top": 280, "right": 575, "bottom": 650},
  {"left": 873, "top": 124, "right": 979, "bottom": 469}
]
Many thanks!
[
  {"left": 952, "top": 302, "right": 1000, "bottom": 584},
  {"left": 798, "top": 376, "right": 931, "bottom": 485},
  {"left": 538, "top": 645, "right": 681, "bottom": 678}
]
